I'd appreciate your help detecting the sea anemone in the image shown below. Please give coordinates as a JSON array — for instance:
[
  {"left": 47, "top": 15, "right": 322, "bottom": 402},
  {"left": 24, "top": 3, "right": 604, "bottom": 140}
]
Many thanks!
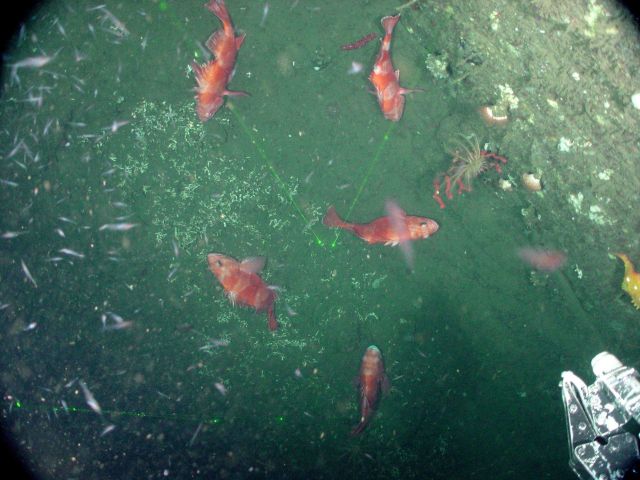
[{"left": 446, "top": 135, "right": 489, "bottom": 189}]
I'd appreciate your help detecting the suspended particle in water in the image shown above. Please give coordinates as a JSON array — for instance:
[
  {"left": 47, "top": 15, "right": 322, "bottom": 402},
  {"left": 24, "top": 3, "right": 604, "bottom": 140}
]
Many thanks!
[
  {"left": 20, "top": 259, "right": 37, "bottom": 287},
  {"left": 100, "top": 424, "right": 116, "bottom": 437},
  {"left": 214, "top": 382, "right": 227, "bottom": 396}
]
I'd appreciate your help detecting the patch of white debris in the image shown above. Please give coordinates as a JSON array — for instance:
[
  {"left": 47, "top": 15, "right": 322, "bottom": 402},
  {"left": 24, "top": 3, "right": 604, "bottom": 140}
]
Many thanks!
[
  {"left": 498, "top": 84, "right": 519, "bottom": 110},
  {"left": 588, "top": 205, "right": 613, "bottom": 225},
  {"left": 596, "top": 168, "right": 613, "bottom": 180},
  {"left": 558, "top": 137, "right": 574, "bottom": 152},
  {"left": 568, "top": 192, "right": 614, "bottom": 225},
  {"left": 568, "top": 192, "right": 583, "bottom": 213},
  {"left": 574, "top": 265, "right": 583, "bottom": 280}
]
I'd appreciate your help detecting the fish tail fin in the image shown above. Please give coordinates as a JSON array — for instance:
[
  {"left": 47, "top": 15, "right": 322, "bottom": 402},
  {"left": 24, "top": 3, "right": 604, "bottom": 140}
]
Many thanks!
[
  {"left": 381, "top": 15, "right": 400, "bottom": 35},
  {"left": 350, "top": 418, "right": 369, "bottom": 436},
  {"left": 206, "top": 0, "right": 231, "bottom": 25},
  {"left": 267, "top": 304, "right": 278, "bottom": 331},
  {"left": 323, "top": 206, "right": 352, "bottom": 230}
]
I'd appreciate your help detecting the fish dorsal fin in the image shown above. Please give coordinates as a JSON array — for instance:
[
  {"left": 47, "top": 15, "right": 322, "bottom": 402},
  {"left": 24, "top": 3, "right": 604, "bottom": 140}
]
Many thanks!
[
  {"left": 380, "top": 373, "right": 391, "bottom": 394},
  {"left": 239, "top": 256, "right": 265, "bottom": 274},
  {"left": 206, "top": 30, "right": 225, "bottom": 54},
  {"left": 235, "top": 33, "right": 246, "bottom": 49},
  {"left": 385, "top": 200, "right": 406, "bottom": 219}
]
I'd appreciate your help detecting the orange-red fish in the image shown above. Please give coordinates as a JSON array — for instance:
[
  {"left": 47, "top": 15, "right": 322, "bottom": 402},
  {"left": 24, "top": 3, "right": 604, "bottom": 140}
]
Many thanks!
[
  {"left": 207, "top": 253, "right": 278, "bottom": 331},
  {"left": 323, "top": 205, "right": 439, "bottom": 245},
  {"left": 368, "top": 15, "right": 419, "bottom": 121},
  {"left": 615, "top": 253, "right": 640, "bottom": 310},
  {"left": 192, "top": 0, "right": 248, "bottom": 121},
  {"left": 352, "top": 345, "right": 389, "bottom": 435}
]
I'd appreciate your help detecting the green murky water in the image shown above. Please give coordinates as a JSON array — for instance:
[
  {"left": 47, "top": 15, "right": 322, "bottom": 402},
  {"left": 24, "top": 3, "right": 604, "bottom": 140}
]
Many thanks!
[{"left": 2, "top": 1, "right": 640, "bottom": 479}]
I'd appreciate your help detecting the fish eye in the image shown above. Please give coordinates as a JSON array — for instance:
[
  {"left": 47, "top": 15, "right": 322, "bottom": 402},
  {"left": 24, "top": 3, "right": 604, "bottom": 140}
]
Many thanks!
[
  {"left": 216, "top": 260, "right": 222, "bottom": 267},
  {"left": 420, "top": 222, "right": 428, "bottom": 226}
]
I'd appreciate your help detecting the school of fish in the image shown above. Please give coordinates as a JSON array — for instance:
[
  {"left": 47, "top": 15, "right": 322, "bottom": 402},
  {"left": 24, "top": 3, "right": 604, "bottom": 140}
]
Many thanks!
[
  {"left": 189, "top": 0, "right": 640, "bottom": 438},
  {"left": 7, "top": 0, "right": 627, "bottom": 442},
  {"left": 191, "top": 1, "right": 443, "bottom": 434}
]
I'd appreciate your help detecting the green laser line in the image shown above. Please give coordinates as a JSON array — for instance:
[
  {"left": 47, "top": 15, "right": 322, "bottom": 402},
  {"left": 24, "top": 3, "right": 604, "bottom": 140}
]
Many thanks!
[
  {"left": 51, "top": 405, "right": 223, "bottom": 425},
  {"left": 227, "top": 102, "right": 326, "bottom": 247},
  {"left": 15, "top": 400, "right": 288, "bottom": 428},
  {"left": 331, "top": 122, "right": 397, "bottom": 248}
]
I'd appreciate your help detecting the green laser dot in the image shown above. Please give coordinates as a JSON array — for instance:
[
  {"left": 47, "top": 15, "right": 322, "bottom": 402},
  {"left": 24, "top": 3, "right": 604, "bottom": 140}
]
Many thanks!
[
  {"left": 277, "top": 416, "right": 284, "bottom": 422},
  {"left": 159, "top": 1, "right": 169, "bottom": 11},
  {"left": 15, "top": 401, "right": 21, "bottom": 408}
]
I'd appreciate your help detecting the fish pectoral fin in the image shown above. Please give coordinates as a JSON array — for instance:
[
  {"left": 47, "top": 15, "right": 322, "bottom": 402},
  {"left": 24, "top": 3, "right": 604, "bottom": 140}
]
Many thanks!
[
  {"left": 399, "top": 87, "right": 424, "bottom": 95},
  {"left": 361, "top": 395, "right": 371, "bottom": 412},
  {"left": 395, "top": 69, "right": 400, "bottom": 80},
  {"left": 224, "top": 89, "right": 250, "bottom": 97},
  {"left": 384, "top": 241, "right": 399, "bottom": 247},
  {"left": 191, "top": 61, "right": 203, "bottom": 78},
  {"left": 226, "top": 291, "right": 237, "bottom": 306},
  {"left": 235, "top": 33, "right": 246, "bottom": 49},
  {"left": 380, "top": 374, "right": 391, "bottom": 394},
  {"left": 239, "top": 256, "right": 266, "bottom": 274}
]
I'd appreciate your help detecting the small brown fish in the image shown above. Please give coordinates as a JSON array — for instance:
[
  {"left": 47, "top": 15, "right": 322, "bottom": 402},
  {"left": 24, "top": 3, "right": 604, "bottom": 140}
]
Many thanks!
[
  {"left": 323, "top": 205, "right": 439, "bottom": 245},
  {"left": 207, "top": 253, "right": 278, "bottom": 330},
  {"left": 352, "top": 345, "right": 390, "bottom": 435},
  {"left": 192, "top": 0, "right": 248, "bottom": 121},
  {"left": 368, "top": 15, "right": 420, "bottom": 121}
]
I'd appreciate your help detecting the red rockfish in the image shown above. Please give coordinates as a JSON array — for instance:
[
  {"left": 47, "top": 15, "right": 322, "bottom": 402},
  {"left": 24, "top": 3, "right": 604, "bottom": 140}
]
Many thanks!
[
  {"left": 207, "top": 253, "right": 278, "bottom": 331},
  {"left": 323, "top": 205, "right": 439, "bottom": 245},
  {"left": 369, "top": 15, "right": 419, "bottom": 121},
  {"left": 352, "top": 345, "right": 390, "bottom": 435},
  {"left": 192, "top": 0, "right": 248, "bottom": 121}
]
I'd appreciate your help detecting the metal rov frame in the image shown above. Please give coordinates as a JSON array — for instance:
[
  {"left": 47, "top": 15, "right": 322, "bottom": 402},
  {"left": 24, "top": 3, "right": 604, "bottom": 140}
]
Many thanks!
[{"left": 561, "top": 352, "right": 640, "bottom": 479}]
